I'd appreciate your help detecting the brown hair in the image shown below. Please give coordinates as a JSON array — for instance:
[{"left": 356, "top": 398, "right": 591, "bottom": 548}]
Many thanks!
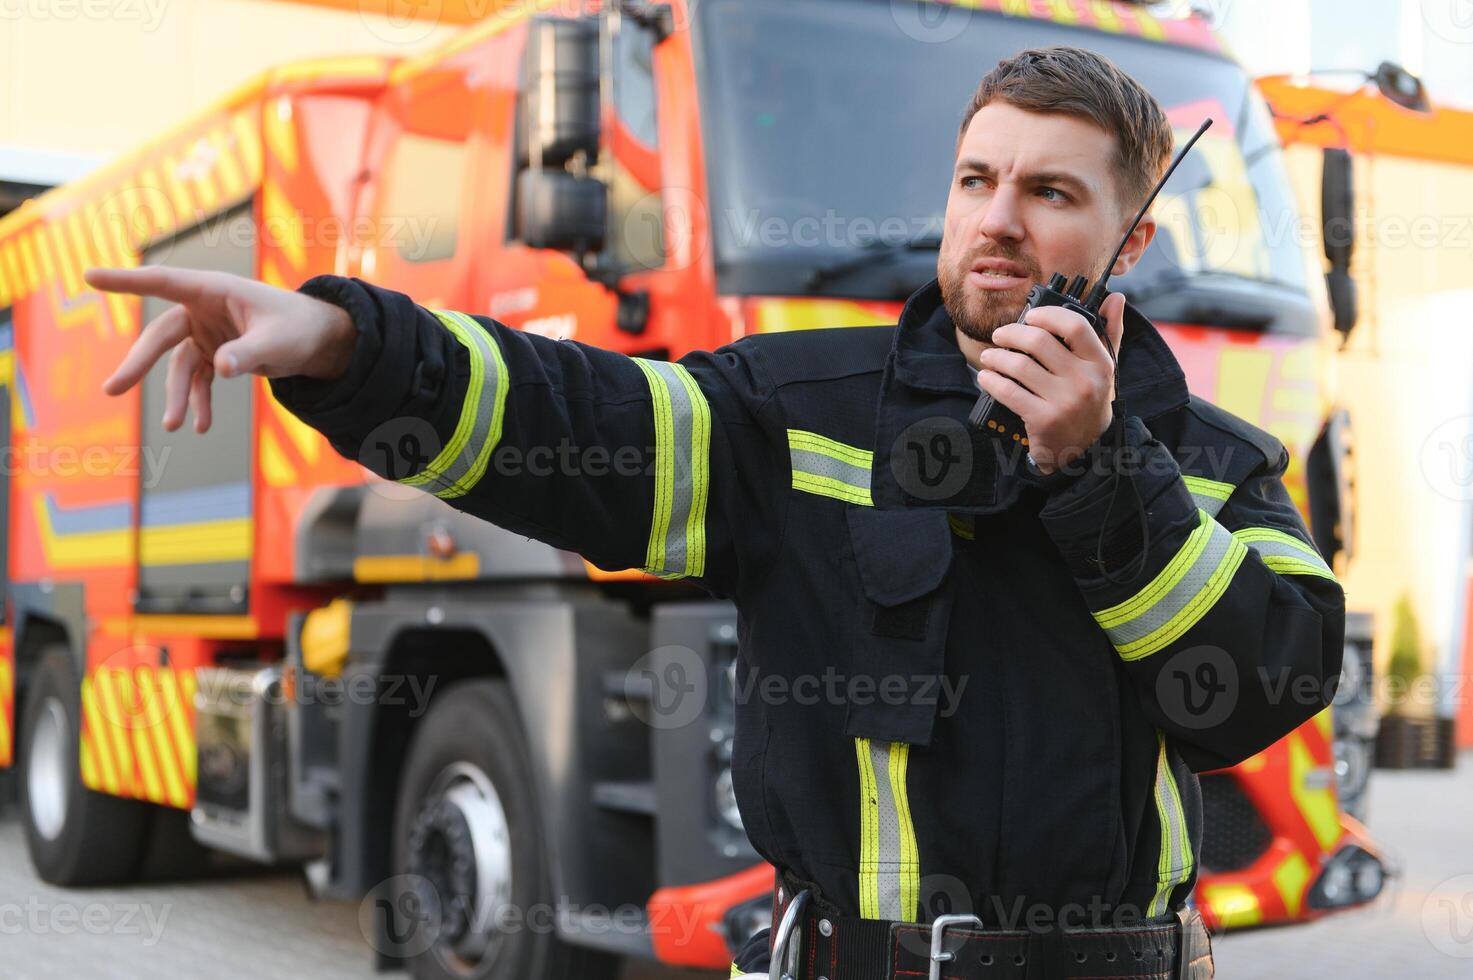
[{"left": 957, "top": 46, "right": 1174, "bottom": 214}]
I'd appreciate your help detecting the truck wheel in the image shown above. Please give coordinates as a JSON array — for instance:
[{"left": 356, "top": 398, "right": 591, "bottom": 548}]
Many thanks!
[
  {"left": 391, "top": 678, "right": 620, "bottom": 980},
  {"left": 18, "top": 647, "right": 150, "bottom": 885}
]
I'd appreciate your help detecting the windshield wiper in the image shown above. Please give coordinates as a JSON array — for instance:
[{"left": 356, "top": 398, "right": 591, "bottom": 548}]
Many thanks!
[{"left": 802, "top": 233, "right": 943, "bottom": 291}]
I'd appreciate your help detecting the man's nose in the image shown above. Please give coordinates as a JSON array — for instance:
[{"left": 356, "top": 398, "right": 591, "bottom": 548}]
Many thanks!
[{"left": 975, "top": 186, "right": 1025, "bottom": 245}]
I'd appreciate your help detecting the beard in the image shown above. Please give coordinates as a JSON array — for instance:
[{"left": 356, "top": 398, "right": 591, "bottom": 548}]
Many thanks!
[{"left": 939, "top": 245, "right": 1108, "bottom": 345}]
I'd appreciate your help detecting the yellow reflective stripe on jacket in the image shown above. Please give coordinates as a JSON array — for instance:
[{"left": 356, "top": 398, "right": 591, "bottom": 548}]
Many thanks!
[
  {"left": 1181, "top": 474, "right": 1233, "bottom": 517},
  {"left": 1232, "top": 527, "right": 1337, "bottom": 581},
  {"left": 730, "top": 963, "right": 742, "bottom": 978},
  {"left": 634, "top": 358, "right": 711, "bottom": 580},
  {"left": 855, "top": 737, "right": 919, "bottom": 922},
  {"left": 399, "top": 310, "right": 510, "bottom": 499},
  {"left": 1094, "top": 509, "right": 1249, "bottom": 662},
  {"left": 789, "top": 429, "right": 874, "bottom": 506},
  {"left": 1148, "top": 731, "right": 1194, "bottom": 917}
]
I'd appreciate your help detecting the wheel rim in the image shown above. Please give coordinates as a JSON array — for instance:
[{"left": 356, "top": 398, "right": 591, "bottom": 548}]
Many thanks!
[
  {"left": 27, "top": 697, "right": 70, "bottom": 841},
  {"left": 407, "top": 760, "right": 514, "bottom": 975}
]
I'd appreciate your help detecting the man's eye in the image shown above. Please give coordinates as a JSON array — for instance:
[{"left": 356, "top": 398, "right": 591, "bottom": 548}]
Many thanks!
[
  {"left": 961, "top": 176, "right": 984, "bottom": 190},
  {"left": 1038, "top": 187, "right": 1069, "bottom": 202}
]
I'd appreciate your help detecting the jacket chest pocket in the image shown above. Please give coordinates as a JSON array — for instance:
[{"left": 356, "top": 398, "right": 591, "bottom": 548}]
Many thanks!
[{"left": 842, "top": 506, "right": 956, "bottom": 747}]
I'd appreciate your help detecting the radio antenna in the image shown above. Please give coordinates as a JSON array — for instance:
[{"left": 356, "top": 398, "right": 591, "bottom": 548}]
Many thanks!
[{"left": 1083, "top": 118, "right": 1214, "bottom": 312}]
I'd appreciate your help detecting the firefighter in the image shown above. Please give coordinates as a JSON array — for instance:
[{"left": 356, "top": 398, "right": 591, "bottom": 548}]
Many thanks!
[{"left": 90, "top": 46, "right": 1342, "bottom": 980}]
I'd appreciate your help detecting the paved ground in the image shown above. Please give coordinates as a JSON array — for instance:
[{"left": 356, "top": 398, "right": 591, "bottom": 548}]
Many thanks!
[{"left": 0, "top": 755, "right": 1469, "bottom": 978}]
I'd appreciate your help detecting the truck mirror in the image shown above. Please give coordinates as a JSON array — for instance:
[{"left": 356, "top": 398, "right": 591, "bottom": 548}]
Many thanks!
[
  {"left": 1372, "top": 61, "right": 1431, "bottom": 113},
  {"left": 517, "top": 169, "right": 607, "bottom": 254},
  {"left": 1321, "top": 147, "right": 1354, "bottom": 268},
  {"left": 1325, "top": 266, "right": 1358, "bottom": 337},
  {"left": 1321, "top": 147, "right": 1358, "bottom": 336},
  {"left": 521, "top": 18, "right": 602, "bottom": 168}
]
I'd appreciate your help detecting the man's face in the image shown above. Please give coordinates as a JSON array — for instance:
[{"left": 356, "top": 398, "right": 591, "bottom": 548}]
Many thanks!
[{"left": 938, "top": 101, "right": 1135, "bottom": 345}]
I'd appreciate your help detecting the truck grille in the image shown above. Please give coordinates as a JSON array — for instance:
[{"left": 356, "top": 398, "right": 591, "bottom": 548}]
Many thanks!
[{"left": 1199, "top": 774, "right": 1273, "bottom": 872}]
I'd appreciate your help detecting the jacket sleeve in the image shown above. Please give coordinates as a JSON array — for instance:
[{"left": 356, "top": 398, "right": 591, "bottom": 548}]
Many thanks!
[
  {"left": 268, "top": 275, "right": 785, "bottom": 599},
  {"left": 1035, "top": 414, "right": 1346, "bottom": 773}
]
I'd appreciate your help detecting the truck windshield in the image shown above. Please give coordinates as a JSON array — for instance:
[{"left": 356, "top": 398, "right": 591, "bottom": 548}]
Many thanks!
[{"left": 693, "top": 0, "right": 1309, "bottom": 305}]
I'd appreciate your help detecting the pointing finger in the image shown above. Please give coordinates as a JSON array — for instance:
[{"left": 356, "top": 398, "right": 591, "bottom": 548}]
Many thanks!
[{"left": 85, "top": 266, "right": 212, "bottom": 305}]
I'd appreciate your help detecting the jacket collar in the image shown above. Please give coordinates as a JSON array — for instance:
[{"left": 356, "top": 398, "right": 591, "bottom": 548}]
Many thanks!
[{"left": 868, "top": 278, "right": 1189, "bottom": 511}]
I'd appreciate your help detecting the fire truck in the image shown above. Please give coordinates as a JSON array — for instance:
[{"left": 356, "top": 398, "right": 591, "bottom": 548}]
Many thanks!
[
  {"left": 1259, "top": 72, "right": 1473, "bottom": 763},
  {"left": 0, "top": 1, "right": 1388, "bottom": 976}
]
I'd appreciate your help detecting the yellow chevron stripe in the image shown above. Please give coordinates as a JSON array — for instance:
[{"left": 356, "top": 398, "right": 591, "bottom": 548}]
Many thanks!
[
  {"left": 87, "top": 202, "right": 138, "bottom": 334},
  {"left": 120, "top": 671, "right": 166, "bottom": 803},
  {"left": 78, "top": 725, "right": 98, "bottom": 789},
  {"left": 95, "top": 669, "right": 137, "bottom": 796},
  {"left": 182, "top": 670, "right": 198, "bottom": 790},
  {"left": 1, "top": 242, "right": 23, "bottom": 300},
  {"left": 261, "top": 180, "right": 307, "bottom": 270},
  {"left": 1089, "top": 0, "right": 1121, "bottom": 33},
  {"left": 115, "top": 182, "right": 145, "bottom": 249},
  {"left": 163, "top": 669, "right": 196, "bottom": 788},
  {"left": 33, "top": 224, "right": 57, "bottom": 283},
  {"left": 264, "top": 97, "right": 299, "bottom": 174},
  {"left": 1131, "top": 7, "right": 1166, "bottom": 39},
  {"left": 1047, "top": 0, "right": 1078, "bottom": 25},
  {"left": 271, "top": 397, "right": 323, "bottom": 464},
  {"left": 133, "top": 167, "right": 175, "bottom": 242},
  {"left": 139, "top": 671, "right": 188, "bottom": 807},
  {"left": 184, "top": 148, "right": 223, "bottom": 215},
  {"left": 80, "top": 678, "right": 120, "bottom": 794},
  {"left": 259, "top": 427, "right": 297, "bottom": 487},
  {"left": 18, "top": 234, "right": 40, "bottom": 293},
  {"left": 162, "top": 151, "right": 197, "bottom": 225},
  {"left": 210, "top": 127, "right": 247, "bottom": 201},
  {"left": 232, "top": 110, "right": 264, "bottom": 182},
  {"left": 64, "top": 212, "right": 97, "bottom": 300},
  {"left": 259, "top": 252, "right": 292, "bottom": 289}
]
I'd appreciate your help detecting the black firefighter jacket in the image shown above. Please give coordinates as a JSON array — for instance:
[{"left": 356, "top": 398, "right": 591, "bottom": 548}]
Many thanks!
[{"left": 270, "top": 274, "right": 1346, "bottom": 931}]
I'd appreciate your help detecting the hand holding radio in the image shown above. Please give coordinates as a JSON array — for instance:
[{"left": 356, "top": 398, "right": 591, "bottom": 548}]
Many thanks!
[{"left": 973, "top": 289, "right": 1126, "bottom": 474}]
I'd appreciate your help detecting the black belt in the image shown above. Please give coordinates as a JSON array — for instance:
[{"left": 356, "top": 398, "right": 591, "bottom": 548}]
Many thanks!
[{"left": 753, "top": 875, "right": 1214, "bottom": 980}]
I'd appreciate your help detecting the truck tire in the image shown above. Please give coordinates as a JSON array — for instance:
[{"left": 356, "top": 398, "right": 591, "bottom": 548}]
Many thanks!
[
  {"left": 391, "top": 678, "right": 621, "bottom": 980},
  {"left": 18, "top": 647, "right": 150, "bottom": 885}
]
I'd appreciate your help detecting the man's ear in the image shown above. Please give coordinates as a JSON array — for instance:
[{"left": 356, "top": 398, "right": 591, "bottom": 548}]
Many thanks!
[{"left": 1110, "top": 211, "right": 1157, "bottom": 277}]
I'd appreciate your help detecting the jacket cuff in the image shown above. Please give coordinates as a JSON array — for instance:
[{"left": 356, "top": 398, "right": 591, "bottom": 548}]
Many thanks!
[
  {"left": 1018, "top": 412, "right": 1122, "bottom": 494},
  {"left": 1038, "top": 415, "right": 1198, "bottom": 580},
  {"left": 267, "top": 275, "right": 417, "bottom": 456}
]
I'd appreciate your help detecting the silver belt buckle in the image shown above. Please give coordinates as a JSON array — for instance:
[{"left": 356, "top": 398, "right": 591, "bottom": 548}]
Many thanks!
[
  {"left": 734, "top": 887, "right": 808, "bottom": 980},
  {"left": 929, "top": 913, "right": 985, "bottom": 980}
]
